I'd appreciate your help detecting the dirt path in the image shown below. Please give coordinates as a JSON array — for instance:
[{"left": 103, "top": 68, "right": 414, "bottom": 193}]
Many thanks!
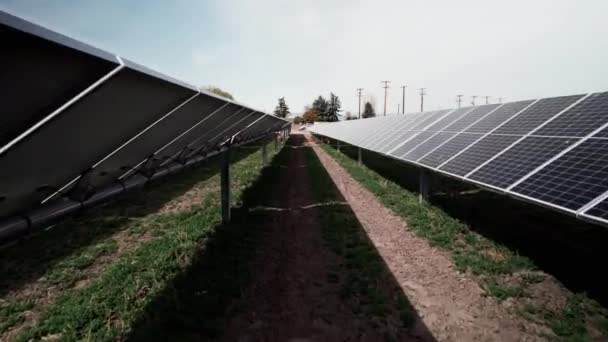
[
  {"left": 308, "top": 134, "right": 547, "bottom": 342},
  {"left": 220, "top": 134, "right": 419, "bottom": 341}
]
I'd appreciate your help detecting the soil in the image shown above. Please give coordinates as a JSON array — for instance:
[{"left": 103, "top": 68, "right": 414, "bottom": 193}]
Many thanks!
[
  {"left": 219, "top": 134, "right": 421, "bottom": 341},
  {"left": 308, "top": 133, "right": 549, "bottom": 341}
]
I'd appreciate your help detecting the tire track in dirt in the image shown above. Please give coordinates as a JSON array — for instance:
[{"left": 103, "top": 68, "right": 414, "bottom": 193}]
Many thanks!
[{"left": 308, "top": 133, "right": 547, "bottom": 342}]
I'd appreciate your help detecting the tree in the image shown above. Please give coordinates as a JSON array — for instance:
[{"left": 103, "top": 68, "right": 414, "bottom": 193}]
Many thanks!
[
  {"left": 312, "top": 96, "right": 328, "bottom": 118},
  {"left": 362, "top": 101, "right": 375, "bottom": 118},
  {"left": 293, "top": 116, "right": 303, "bottom": 124},
  {"left": 203, "top": 86, "right": 234, "bottom": 100},
  {"left": 302, "top": 106, "right": 320, "bottom": 123},
  {"left": 345, "top": 111, "right": 357, "bottom": 120},
  {"left": 273, "top": 97, "right": 290, "bottom": 118},
  {"left": 324, "top": 93, "right": 342, "bottom": 122}
]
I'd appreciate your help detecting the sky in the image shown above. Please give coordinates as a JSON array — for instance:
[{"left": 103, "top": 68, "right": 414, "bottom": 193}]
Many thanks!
[{"left": 2, "top": 0, "right": 608, "bottom": 116}]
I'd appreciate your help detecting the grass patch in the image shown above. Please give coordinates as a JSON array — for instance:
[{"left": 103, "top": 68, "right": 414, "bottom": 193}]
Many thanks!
[
  {"left": 7, "top": 141, "right": 281, "bottom": 341},
  {"left": 319, "top": 140, "right": 608, "bottom": 341}
]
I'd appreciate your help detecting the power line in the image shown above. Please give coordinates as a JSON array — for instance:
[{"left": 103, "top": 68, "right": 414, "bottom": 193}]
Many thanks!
[
  {"left": 356, "top": 88, "right": 364, "bottom": 119},
  {"left": 401, "top": 85, "right": 407, "bottom": 114},
  {"left": 381, "top": 80, "right": 391, "bottom": 116},
  {"left": 418, "top": 88, "right": 426, "bottom": 112},
  {"left": 456, "top": 94, "right": 464, "bottom": 108}
]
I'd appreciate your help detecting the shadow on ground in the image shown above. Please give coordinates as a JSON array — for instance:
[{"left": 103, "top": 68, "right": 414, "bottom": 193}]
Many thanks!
[
  {"left": 331, "top": 142, "right": 608, "bottom": 307},
  {"left": 0, "top": 145, "right": 258, "bottom": 297},
  {"left": 126, "top": 135, "right": 436, "bottom": 341}
]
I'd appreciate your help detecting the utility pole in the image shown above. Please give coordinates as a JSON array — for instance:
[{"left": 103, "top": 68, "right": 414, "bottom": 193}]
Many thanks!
[
  {"left": 356, "top": 88, "right": 363, "bottom": 119},
  {"left": 484, "top": 96, "right": 491, "bottom": 105},
  {"left": 418, "top": 88, "right": 426, "bottom": 112},
  {"left": 381, "top": 80, "right": 391, "bottom": 116},
  {"left": 456, "top": 94, "right": 464, "bottom": 108},
  {"left": 471, "top": 95, "right": 478, "bottom": 106},
  {"left": 401, "top": 85, "right": 407, "bottom": 114}
]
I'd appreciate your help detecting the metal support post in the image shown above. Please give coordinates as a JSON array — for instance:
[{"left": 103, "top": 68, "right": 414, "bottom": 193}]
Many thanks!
[
  {"left": 221, "top": 146, "right": 231, "bottom": 223},
  {"left": 262, "top": 142, "right": 268, "bottom": 166},
  {"left": 274, "top": 134, "right": 278, "bottom": 150},
  {"left": 358, "top": 147, "right": 362, "bottom": 165},
  {"left": 337, "top": 140, "right": 341, "bottom": 152},
  {"left": 419, "top": 168, "right": 430, "bottom": 203}
]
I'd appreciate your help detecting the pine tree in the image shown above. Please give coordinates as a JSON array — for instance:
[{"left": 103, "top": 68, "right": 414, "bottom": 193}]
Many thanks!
[
  {"left": 362, "top": 102, "right": 375, "bottom": 118},
  {"left": 273, "top": 97, "right": 290, "bottom": 118},
  {"left": 325, "top": 93, "right": 342, "bottom": 122},
  {"left": 312, "top": 96, "right": 328, "bottom": 120}
]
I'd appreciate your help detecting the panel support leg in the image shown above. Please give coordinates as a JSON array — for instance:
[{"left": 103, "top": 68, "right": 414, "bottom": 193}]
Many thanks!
[
  {"left": 337, "top": 140, "right": 341, "bottom": 152},
  {"left": 275, "top": 134, "right": 278, "bottom": 150},
  {"left": 262, "top": 142, "right": 268, "bottom": 166},
  {"left": 358, "top": 147, "right": 362, "bottom": 165},
  {"left": 221, "top": 147, "right": 231, "bottom": 223},
  {"left": 419, "top": 168, "right": 430, "bottom": 203}
]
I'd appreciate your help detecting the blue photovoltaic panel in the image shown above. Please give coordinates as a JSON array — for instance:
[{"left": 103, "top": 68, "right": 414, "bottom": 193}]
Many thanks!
[
  {"left": 512, "top": 138, "right": 608, "bottom": 210},
  {"left": 465, "top": 100, "right": 535, "bottom": 134},
  {"left": 381, "top": 131, "right": 419, "bottom": 153},
  {"left": 418, "top": 133, "right": 483, "bottom": 168},
  {"left": 469, "top": 136, "right": 579, "bottom": 189},
  {"left": 439, "top": 134, "right": 521, "bottom": 176},
  {"left": 425, "top": 107, "right": 473, "bottom": 132},
  {"left": 390, "top": 131, "right": 436, "bottom": 157},
  {"left": 494, "top": 95, "right": 584, "bottom": 135},
  {"left": 534, "top": 92, "right": 608, "bottom": 138},
  {"left": 586, "top": 198, "right": 608, "bottom": 221},
  {"left": 442, "top": 104, "right": 500, "bottom": 133},
  {"left": 402, "top": 132, "right": 456, "bottom": 161}
]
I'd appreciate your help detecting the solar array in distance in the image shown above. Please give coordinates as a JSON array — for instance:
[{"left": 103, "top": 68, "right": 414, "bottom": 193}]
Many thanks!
[
  {"left": 0, "top": 11, "right": 288, "bottom": 221},
  {"left": 310, "top": 90, "right": 608, "bottom": 227}
]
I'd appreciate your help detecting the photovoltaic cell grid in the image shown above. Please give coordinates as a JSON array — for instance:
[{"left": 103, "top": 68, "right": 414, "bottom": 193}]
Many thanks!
[
  {"left": 438, "top": 134, "right": 521, "bottom": 176},
  {"left": 465, "top": 100, "right": 534, "bottom": 134},
  {"left": 425, "top": 107, "right": 473, "bottom": 132},
  {"left": 390, "top": 131, "right": 436, "bottom": 157},
  {"left": 512, "top": 138, "right": 608, "bottom": 211},
  {"left": 403, "top": 132, "right": 457, "bottom": 161},
  {"left": 418, "top": 133, "right": 483, "bottom": 168},
  {"left": 585, "top": 199, "right": 608, "bottom": 221},
  {"left": 442, "top": 104, "right": 500, "bottom": 132},
  {"left": 494, "top": 95, "right": 584, "bottom": 135},
  {"left": 534, "top": 92, "right": 608, "bottom": 138},
  {"left": 0, "top": 11, "right": 288, "bottom": 221},
  {"left": 469, "top": 136, "right": 579, "bottom": 189}
]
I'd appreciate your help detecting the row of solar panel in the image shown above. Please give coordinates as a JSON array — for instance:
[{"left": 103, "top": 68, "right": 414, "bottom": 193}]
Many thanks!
[
  {"left": 0, "top": 11, "right": 289, "bottom": 221},
  {"left": 310, "top": 91, "right": 608, "bottom": 227}
]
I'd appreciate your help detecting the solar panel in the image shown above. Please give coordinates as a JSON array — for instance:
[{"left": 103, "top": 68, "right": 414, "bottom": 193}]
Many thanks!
[
  {"left": 469, "top": 136, "right": 579, "bottom": 189},
  {"left": 465, "top": 100, "right": 535, "bottom": 134},
  {"left": 418, "top": 133, "right": 483, "bottom": 168},
  {"left": 88, "top": 93, "right": 226, "bottom": 189},
  {"left": 494, "top": 95, "right": 584, "bottom": 135},
  {"left": 389, "top": 131, "right": 436, "bottom": 157},
  {"left": 402, "top": 132, "right": 457, "bottom": 161},
  {"left": 0, "top": 66, "right": 196, "bottom": 218},
  {"left": 442, "top": 104, "right": 501, "bottom": 132},
  {"left": 0, "top": 11, "right": 119, "bottom": 148},
  {"left": 370, "top": 114, "right": 424, "bottom": 150},
  {"left": 409, "top": 110, "right": 451, "bottom": 131},
  {"left": 438, "top": 134, "right": 521, "bottom": 176},
  {"left": 425, "top": 107, "right": 474, "bottom": 132},
  {"left": 534, "top": 92, "right": 608, "bottom": 138},
  {"left": 511, "top": 138, "right": 608, "bottom": 211},
  {"left": 381, "top": 131, "right": 419, "bottom": 153},
  {"left": 585, "top": 198, "right": 608, "bottom": 221}
]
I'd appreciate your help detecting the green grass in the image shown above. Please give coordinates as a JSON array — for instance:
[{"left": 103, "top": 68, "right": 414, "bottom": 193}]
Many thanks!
[
  {"left": 319, "top": 141, "right": 608, "bottom": 341},
  {"left": 6, "top": 141, "right": 281, "bottom": 341},
  {"left": 303, "top": 146, "right": 415, "bottom": 330}
]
